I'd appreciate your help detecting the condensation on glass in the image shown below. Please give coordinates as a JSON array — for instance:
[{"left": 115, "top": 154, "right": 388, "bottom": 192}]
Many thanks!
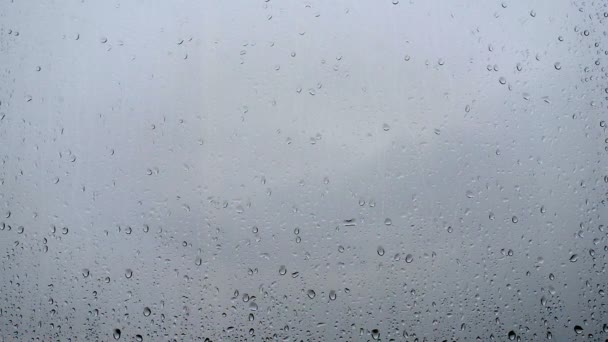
[{"left": 0, "top": 0, "right": 607, "bottom": 341}]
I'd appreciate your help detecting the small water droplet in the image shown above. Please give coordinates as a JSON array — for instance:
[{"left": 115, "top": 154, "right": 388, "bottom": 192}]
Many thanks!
[
  {"left": 574, "top": 325, "right": 583, "bottom": 334},
  {"left": 382, "top": 123, "right": 390, "bottom": 131},
  {"left": 377, "top": 246, "right": 385, "bottom": 256},
  {"left": 371, "top": 329, "right": 380, "bottom": 340},
  {"left": 279, "top": 265, "right": 287, "bottom": 275},
  {"left": 499, "top": 77, "right": 507, "bottom": 85},
  {"left": 125, "top": 269, "right": 133, "bottom": 278},
  {"left": 508, "top": 330, "right": 516, "bottom": 340},
  {"left": 384, "top": 218, "right": 392, "bottom": 226},
  {"left": 569, "top": 254, "right": 578, "bottom": 262},
  {"left": 405, "top": 254, "right": 413, "bottom": 263},
  {"left": 307, "top": 289, "right": 316, "bottom": 299},
  {"left": 113, "top": 328, "right": 121, "bottom": 340},
  {"left": 329, "top": 290, "right": 337, "bottom": 300},
  {"left": 143, "top": 307, "right": 151, "bottom": 316},
  {"left": 511, "top": 216, "right": 518, "bottom": 223}
]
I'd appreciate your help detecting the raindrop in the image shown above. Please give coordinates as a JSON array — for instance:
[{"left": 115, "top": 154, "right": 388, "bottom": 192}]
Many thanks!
[
  {"left": 384, "top": 218, "right": 392, "bottom": 226},
  {"left": 377, "top": 246, "right": 385, "bottom": 256},
  {"left": 508, "top": 330, "right": 516, "bottom": 340},
  {"left": 279, "top": 265, "right": 287, "bottom": 275},
  {"left": 554, "top": 62, "right": 561, "bottom": 70},
  {"left": 125, "top": 269, "right": 133, "bottom": 278},
  {"left": 499, "top": 77, "right": 507, "bottom": 85},
  {"left": 113, "top": 328, "right": 121, "bottom": 340},
  {"left": 382, "top": 123, "right": 390, "bottom": 131},
  {"left": 574, "top": 325, "right": 583, "bottom": 334},
  {"left": 17, "top": 226, "right": 24, "bottom": 234},
  {"left": 405, "top": 254, "right": 414, "bottom": 263},
  {"left": 569, "top": 254, "right": 578, "bottom": 262},
  {"left": 143, "top": 307, "right": 151, "bottom": 316},
  {"left": 511, "top": 216, "right": 518, "bottom": 223},
  {"left": 329, "top": 290, "right": 337, "bottom": 300},
  {"left": 372, "top": 329, "right": 380, "bottom": 340},
  {"left": 307, "top": 289, "right": 316, "bottom": 299}
]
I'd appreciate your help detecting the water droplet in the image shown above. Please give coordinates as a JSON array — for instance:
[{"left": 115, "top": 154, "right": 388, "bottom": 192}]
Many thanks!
[
  {"left": 529, "top": 10, "right": 536, "bottom": 17},
  {"left": 82, "top": 268, "right": 90, "bottom": 278},
  {"left": 279, "top": 265, "right": 287, "bottom": 275},
  {"left": 508, "top": 330, "right": 516, "bottom": 340},
  {"left": 489, "top": 212, "right": 495, "bottom": 220},
  {"left": 569, "top": 254, "right": 578, "bottom": 262},
  {"left": 377, "top": 246, "right": 385, "bottom": 256},
  {"left": 100, "top": 37, "right": 108, "bottom": 44},
  {"left": 371, "top": 329, "right": 380, "bottom": 340},
  {"left": 338, "top": 245, "right": 344, "bottom": 253},
  {"left": 554, "top": 62, "right": 561, "bottom": 70},
  {"left": 499, "top": 77, "right": 507, "bottom": 85},
  {"left": 143, "top": 307, "right": 151, "bottom": 316},
  {"left": 511, "top": 216, "right": 518, "bottom": 223},
  {"left": 249, "top": 302, "right": 258, "bottom": 311},
  {"left": 384, "top": 218, "right": 392, "bottom": 226},
  {"left": 252, "top": 226, "right": 258, "bottom": 234},
  {"left": 135, "top": 335, "right": 143, "bottom": 342},
  {"left": 61, "top": 227, "right": 68, "bottom": 234},
  {"left": 125, "top": 269, "right": 133, "bottom": 278},
  {"left": 16, "top": 226, "right": 24, "bottom": 234},
  {"left": 404, "top": 55, "right": 410, "bottom": 61},
  {"left": 574, "top": 325, "right": 583, "bottom": 334},
  {"left": 446, "top": 226, "right": 453, "bottom": 233},
  {"left": 329, "top": 290, "right": 337, "bottom": 300},
  {"left": 405, "top": 254, "right": 414, "bottom": 263},
  {"left": 540, "top": 206, "right": 546, "bottom": 214},
  {"left": 113, "top": 328, "right": 121, "bottom": 340},
  {"left": 195, "top": 257, "right": 202, "bottom": 266},
  {"left": 392, "top": 0, "right": 399, "bottom": 4},
  {"left": 601, "top": 120, "right": 606, "bottom": 128},
  {"left": 307, "top": 289, "right": 316, "bottom": 299},
  {"left": 382, "top": 123, "right": 390, "bottom": 131}
]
